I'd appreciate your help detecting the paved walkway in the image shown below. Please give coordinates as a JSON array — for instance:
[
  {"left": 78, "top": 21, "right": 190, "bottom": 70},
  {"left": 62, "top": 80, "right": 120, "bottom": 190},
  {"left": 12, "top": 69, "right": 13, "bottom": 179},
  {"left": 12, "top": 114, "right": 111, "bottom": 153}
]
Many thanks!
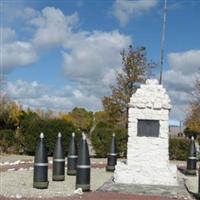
[
  {"left": 98, "top": 172, "right": 192, "bottom": 199},
  {"left": 0, "top": 192, "right": 187, "bottom": 200}
]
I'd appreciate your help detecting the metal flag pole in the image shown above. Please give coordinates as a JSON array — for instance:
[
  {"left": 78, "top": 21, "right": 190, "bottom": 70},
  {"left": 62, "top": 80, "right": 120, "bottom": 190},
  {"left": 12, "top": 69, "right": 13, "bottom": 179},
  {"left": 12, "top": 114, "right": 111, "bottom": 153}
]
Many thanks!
[{"left": 159, "top": 0, "right": 167, "bottom": 85}]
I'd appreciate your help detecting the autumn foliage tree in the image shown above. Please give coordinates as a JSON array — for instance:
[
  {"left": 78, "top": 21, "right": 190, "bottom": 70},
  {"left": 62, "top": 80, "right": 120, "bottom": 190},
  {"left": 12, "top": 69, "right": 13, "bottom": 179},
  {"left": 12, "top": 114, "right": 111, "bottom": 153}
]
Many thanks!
[
  {"left": 102, "top": 45, "right": 155, "bottom": 129},
  {"left": 185, "top": 76, "right": 200, "bottom": 138},
  {"left": 62, "top": 107, "right": 93, "bottom": 133},
  {"left": 0, "top": 99, "right": 23, "bottom": 130}
]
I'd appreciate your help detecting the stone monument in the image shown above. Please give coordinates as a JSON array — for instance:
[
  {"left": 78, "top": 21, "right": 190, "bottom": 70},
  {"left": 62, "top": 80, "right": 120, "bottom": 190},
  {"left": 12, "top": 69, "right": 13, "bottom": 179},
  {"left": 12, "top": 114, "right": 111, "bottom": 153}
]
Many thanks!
[{"left": 114, "top": 79, "right": 177, "bottom": 186}]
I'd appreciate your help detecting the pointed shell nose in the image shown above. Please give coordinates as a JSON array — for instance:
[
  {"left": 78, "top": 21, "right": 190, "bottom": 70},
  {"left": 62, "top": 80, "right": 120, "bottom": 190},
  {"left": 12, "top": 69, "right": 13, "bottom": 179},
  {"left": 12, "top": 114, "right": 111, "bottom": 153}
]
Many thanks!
[
  {"left": 40, "top": 132, "right": 44, "bottom": 138},
  {"left": 82, "top": 132, "right": 86, "bottom": 140}
]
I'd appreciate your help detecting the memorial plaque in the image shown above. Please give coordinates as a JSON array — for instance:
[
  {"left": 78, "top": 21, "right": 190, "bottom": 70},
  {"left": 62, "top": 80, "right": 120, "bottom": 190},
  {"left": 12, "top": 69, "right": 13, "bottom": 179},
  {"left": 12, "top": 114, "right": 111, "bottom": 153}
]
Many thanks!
[{"left": 137, "top": 120, "right": 159, "bottom": 137}]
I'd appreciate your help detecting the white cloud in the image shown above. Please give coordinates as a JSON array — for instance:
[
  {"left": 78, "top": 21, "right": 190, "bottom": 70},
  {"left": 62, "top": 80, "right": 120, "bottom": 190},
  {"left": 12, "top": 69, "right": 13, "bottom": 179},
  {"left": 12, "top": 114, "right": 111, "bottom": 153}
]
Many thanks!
[
  {"left": 62, "top": 30, "right": 131, "bottom": 82},
  {"left": 112, "top": 0, "right": 158, "bottom": 26},
  {"left": 6, "top": 80, "right": 48, "bottom": 99},
  {"left": 30, "top": 7, "right": 79, "bottom": 49},
  {"left": 6, "top": 80, "right": 101, "bottom": 112},
  {"left": 1, "top": 27, "right": 37, "bottom": 72},
  {"left": 164, "top": 49, "right": 200, "bottom": 121},
  {"left": 168, "top": 50, "right": 200, "bottom": 75},
  {"left": 2, "top": 41, "right": 37, "bottom": 72},
  {"left": 29, "top": 7, "right": 131, "bottom": 97},
  {"left": 61, "top": 30, "right": 131, "bottom": 97},
  {"left": 1, "top": 7, "right": 78, "bottom": 72}
]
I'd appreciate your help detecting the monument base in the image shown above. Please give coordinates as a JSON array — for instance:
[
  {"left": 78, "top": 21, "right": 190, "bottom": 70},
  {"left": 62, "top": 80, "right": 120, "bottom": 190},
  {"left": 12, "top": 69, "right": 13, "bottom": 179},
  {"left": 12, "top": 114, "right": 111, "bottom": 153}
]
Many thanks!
[{"left": 114, "top": 161, "right": 178, "bottom": 186}]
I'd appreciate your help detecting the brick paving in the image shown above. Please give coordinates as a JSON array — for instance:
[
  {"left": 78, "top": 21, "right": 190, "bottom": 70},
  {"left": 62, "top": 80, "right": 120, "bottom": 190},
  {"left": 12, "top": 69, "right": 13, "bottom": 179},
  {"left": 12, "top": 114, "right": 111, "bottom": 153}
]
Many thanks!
[{"left": 0, "top": 192, "right": 185, "bottom": 200}]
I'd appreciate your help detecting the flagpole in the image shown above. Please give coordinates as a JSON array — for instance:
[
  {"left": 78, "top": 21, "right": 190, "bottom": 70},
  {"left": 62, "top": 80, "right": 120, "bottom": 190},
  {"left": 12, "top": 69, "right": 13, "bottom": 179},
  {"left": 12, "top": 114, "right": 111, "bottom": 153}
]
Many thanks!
[{"left": 159, "top": 0, "right": 167, "bottom": 84}]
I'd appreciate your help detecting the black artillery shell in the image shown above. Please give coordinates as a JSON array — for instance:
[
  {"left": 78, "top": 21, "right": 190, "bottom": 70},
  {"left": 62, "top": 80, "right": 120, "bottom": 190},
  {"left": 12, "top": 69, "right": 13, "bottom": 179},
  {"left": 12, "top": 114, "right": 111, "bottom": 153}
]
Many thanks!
[
  {"left": 186, "top": 137, "right": 197, "bottom": 175},
  {"left": 76, "top": 133, "right": 90, "bottom": 191},
  {"left": 53, "top": 132, "right": 65, "bottom": 181},
  {"left": 106, "top": 133, "right": 117, "bottom": 172},
  {"left": 67, "top": 132, "right": 78, "bottom": 175},
  {"left": 33, "top": 133, "right": 49, "bottom": 189}
]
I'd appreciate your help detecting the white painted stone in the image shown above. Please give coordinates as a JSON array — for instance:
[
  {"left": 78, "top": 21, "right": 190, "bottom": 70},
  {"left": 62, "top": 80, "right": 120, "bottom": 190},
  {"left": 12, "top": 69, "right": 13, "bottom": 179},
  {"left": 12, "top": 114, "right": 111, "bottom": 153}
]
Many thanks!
[{"left": 114, "top": 79, "right": 177, "bottom": 186}]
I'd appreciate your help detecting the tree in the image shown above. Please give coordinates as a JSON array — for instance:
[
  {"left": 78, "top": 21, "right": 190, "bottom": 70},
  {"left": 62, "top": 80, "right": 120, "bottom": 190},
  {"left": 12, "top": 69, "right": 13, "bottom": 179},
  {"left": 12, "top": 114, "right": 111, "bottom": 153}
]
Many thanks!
[
  {"left": 94, "top": 111, "right": 109, "bottom": 124},
  {"left": 0, "top": 98, "right": 10, "bottom": 129},
  {"left": 102, "top": 45, "right": 155, "bottom": 129},
  {"left": 0, "top": 99, "right": 23, "bottom": 130},
  {"left": 61, "top": 107, "right": 93, "bottom": 133},
  {"left": 8, "top": 102, "right": 23, "bottom": 127},
  {"left": 185, "top": 75, "right": 200, "bottom": 138}
]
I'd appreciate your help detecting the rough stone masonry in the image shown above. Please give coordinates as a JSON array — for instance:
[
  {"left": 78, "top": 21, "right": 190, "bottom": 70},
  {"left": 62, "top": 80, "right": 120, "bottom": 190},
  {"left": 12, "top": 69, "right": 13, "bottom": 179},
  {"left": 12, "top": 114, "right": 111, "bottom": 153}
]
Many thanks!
[{"left": 114, "top": 79, "right": 178, "bottom": 186}]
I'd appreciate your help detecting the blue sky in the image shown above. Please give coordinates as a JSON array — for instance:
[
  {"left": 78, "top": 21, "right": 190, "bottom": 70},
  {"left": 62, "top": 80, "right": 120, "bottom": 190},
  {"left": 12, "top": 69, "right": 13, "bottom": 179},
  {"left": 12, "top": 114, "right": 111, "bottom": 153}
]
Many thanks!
[{"left": 1, "top": 0, "right": 200, "bottom": 124}]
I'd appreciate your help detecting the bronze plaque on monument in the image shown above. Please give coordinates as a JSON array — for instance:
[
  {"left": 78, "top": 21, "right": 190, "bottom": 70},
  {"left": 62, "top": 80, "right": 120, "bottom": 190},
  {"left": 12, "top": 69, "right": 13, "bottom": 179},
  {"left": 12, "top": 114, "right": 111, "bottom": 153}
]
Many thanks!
[{"left": 137, "top": 120, "right": 159, "bottom": 137}]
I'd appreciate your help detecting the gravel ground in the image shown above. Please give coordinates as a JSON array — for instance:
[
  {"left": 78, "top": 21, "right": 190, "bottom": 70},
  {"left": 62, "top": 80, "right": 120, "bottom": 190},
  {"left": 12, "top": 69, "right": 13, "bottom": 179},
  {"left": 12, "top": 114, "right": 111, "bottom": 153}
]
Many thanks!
[
  {"left": 185, "top": 174, "right": 198, "bottom": 194},
  {"left": 0, "top": 155, "right": 33, "bottom": 163},
  {"left": 0, "top": 162, "right": 106, "bottom": 173},
  {"left": 0, "top": 168, "right": 112, "bottom": 198},
  {"left": 0, "top": 155, "right": 107, "bottom": 164},
  {"left": 0, "top": 155, "right": 198, "bottom": 200}
]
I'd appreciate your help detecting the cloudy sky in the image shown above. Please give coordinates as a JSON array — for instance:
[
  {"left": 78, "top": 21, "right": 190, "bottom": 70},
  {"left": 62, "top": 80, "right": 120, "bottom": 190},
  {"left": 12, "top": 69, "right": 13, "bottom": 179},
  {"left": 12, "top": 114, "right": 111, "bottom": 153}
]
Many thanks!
[{"left": 1, "top": 0, "right": 200, "bottom": 124}]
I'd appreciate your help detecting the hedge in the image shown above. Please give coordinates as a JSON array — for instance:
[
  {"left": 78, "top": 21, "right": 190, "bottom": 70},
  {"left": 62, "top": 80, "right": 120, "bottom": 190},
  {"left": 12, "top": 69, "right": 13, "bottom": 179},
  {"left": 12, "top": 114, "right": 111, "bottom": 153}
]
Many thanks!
[
  {"left": 91, "top": 122, "right": 127, "bottom": 157},
  {"left": 1, "top": 118, "right": 199, "bottom": 161},
  {"left": 92, "top": 124, "right": 197, "bottom": 161},
  {"left": 0, "top": 129, "right": 16, "bottom": 152},
  {"left": 20, "top": 116, "right": 80, "bottom": 155},
  {"left": 169, "top": 138, "right": 190, "bottom": 160}
]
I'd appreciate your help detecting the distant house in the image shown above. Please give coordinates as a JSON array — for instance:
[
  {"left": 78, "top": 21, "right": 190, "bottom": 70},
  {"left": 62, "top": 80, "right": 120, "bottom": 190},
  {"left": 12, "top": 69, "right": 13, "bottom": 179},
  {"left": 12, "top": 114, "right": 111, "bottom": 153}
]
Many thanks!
[{"left": 169, "top": 125, "right": 184, "bottom": 138}]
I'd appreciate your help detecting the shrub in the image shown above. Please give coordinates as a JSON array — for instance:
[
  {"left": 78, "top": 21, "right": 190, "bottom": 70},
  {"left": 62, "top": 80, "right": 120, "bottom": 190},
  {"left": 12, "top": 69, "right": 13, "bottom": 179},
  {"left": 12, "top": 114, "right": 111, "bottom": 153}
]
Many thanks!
[
  {"left": 20, "top": 114, "right": 79, "bottom": 155},
  {"left": 91, "top": 122, "right": 127, "bottom": 157},
  {"left": 184, "top": 127, "right": 199, "bottom": 138},
  {"left": 92, "top": 127, "right": 197, "bottom": 160},
  {"left": 0, "top": 129, "right": 16, "bottom": 152},
  {"left": 42, "top": 119, "right": 78, "bottom": 155},
  {"left": 169, "top": 138, "right": 189, "bottom": 160},
  {"left": 20, "top": 113, "right": 44, "bottom": 155}
]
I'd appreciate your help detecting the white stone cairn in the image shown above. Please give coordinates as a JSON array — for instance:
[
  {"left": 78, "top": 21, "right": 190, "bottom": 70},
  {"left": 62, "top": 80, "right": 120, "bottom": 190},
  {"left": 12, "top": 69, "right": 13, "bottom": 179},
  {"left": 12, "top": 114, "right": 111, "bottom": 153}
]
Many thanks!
[{"left": 114, "top": 79, "right": 178, "bottom": 186}]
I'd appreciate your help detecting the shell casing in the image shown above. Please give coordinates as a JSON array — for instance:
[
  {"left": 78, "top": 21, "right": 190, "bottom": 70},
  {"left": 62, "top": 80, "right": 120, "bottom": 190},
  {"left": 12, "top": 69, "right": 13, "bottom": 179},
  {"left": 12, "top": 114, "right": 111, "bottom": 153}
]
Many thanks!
[
  {"left": 106, "top": 154, "right": 117, "bottom": 172},
  {"left": 53, "top": 159, "right": 65, "bottom": 181},
  {"left": 67, "top": 156, "right": 78, "bottom": 175},
  {"left": 33, "top": 165, "right": 48, "bottom": 189},
  {"left": 76, "top": 166, "right": 91, "bottom": 191}
]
